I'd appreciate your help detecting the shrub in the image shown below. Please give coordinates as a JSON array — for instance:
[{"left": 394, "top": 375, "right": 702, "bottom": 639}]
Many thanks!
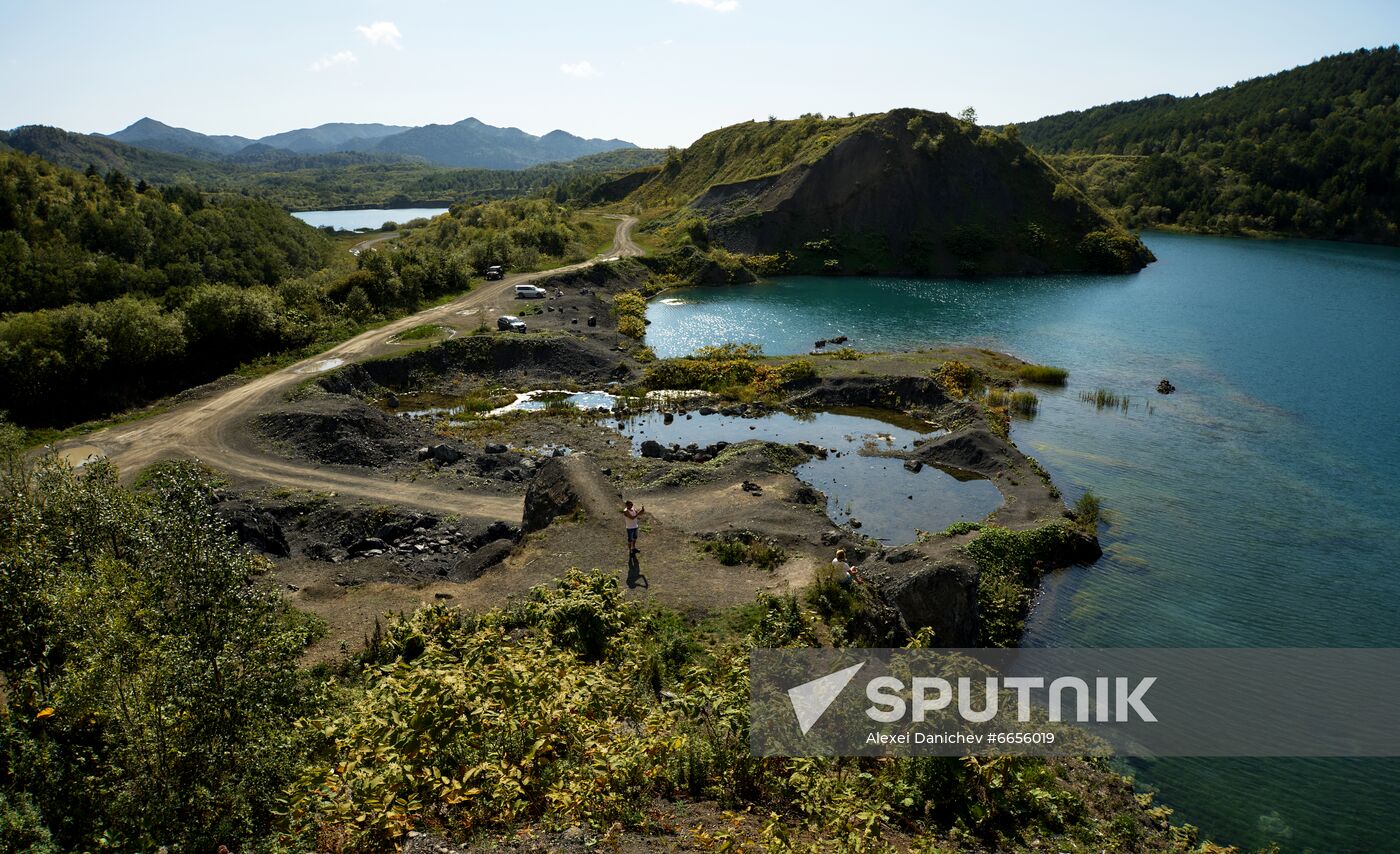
[
  {"left": 1074, "top": 490, "right": 1102, "bottom": 533},
  {"left": 700, "top": 535, "right": 787, "bottom": 571},
  {"left": 932, "top": 359, "right": 983, "bottom": 397},
  {"left": 963, "top": 523, "right": 1082, "bottom": 646},
  {"left": 0, "top": 455, "right": 320, "bottom": 851},
  {"left": 612, "top": 290, "right": 648, "bottom": 339}
]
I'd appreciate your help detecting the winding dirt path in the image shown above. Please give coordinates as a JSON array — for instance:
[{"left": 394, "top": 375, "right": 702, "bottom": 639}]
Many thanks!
[
  {"left": 57, "top": 216, "right": 641, "bottom": 523},
  {"left": 349, "top": 231, "right": 399, "bottom": 255}
]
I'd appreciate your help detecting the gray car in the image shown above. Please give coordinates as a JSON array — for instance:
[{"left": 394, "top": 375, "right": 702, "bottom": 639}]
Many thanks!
[{"left": 497, "top": 315, "right": 527, "bottom": 333}]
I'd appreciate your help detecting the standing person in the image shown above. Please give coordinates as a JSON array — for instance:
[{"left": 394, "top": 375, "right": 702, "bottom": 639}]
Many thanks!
[
  {"left": 832, "top": 548, "right": 865, "bottom": 588},
  {"left": 622, "top": 500, "right": 646, "bottom": 553}
]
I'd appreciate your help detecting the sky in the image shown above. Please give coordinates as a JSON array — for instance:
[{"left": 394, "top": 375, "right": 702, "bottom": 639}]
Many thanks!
[{"left": 2, "top": 0, "right": 1397, "bottom": 149}]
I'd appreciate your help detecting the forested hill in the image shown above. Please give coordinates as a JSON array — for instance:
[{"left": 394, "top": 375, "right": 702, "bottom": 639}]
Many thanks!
[
  {"left": 0, "top": 151, "right": 330, "bottom": 312},
  {"left": 0, "top": 151, "right": 349, "bottom": 424},
  {"left": 1018, "top": 46, "right": 1400, "bottom": 244}
]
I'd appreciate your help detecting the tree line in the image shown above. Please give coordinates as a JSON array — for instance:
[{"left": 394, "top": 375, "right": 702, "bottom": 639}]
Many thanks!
[{"left": 1019, "top": 46, "right": 1400, "bottom": 244}]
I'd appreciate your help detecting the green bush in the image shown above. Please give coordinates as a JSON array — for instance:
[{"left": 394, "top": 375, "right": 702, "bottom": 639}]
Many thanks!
[
  {"left": 1074, "top": 490, "right": 1102, "bottom": 533},
  {"left": 0, "top": 453, "right": 321, "bottom": 851},
  {"left": 700, "top": 535, "right": 787, "bottom": 571},
  {"left": 963, "top": 523, "right": 1083, "bottom": 646},
  {"left": 612, "top": 289, "right": 648, "bottom": 339}
]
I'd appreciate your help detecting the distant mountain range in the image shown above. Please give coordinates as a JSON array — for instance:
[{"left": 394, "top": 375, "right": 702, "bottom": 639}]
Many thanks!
[{"left": 101, "top": 116, "right": 637, "bottom": 169}]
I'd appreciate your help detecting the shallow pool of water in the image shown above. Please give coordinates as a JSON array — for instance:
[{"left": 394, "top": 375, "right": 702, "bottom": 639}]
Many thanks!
[{"left": 613, "top": 408, "right": 1003, "bottom": 545}]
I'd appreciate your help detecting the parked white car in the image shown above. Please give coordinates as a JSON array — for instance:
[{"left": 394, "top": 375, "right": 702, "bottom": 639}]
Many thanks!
[{"left": 514, "top": 284, "right": 547, "bottom": 299}]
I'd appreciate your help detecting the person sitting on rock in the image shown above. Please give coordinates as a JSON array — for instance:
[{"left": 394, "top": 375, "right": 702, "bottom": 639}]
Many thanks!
[
  {"left": 832, "top": 548, "right": 865, "bottom": 588},
  {"left": 622, "top": 500, "right": 646, "bottom": 553}
]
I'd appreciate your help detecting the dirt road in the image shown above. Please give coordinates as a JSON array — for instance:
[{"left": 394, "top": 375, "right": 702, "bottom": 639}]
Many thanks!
[
  {"left": 59, "top": 216, "right": 642, "bottom": 524},
  {"left": 349, "top": 231, "right": 399, "bottom": 255}
]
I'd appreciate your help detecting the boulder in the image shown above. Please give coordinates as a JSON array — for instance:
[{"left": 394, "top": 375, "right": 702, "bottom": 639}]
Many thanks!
[
  {"left": 640, "top": 440, "right": 664, "bottom": 458},
  {"left": 484, "top": 443, "right": 508, "bottom": 454},
  {"left": 350, "top": 537, "right": 389, "bottom": 555},
  {"left": 879, "top": 559, "right": 981, "bottom": 646},
  {"left": 521, "top": 455, "right": 620, "bottom": 534},
  {"left": 376, "top": 513, "right": 438, "bottom": 543},
  {"left": 903, "top": 459, "right": 924, "bottom": 473},
  {"left": 450, "top": 538, "right": 515, "bottom": 580},
  {"left": 430, "top": 444, "right": 463, "bottom": 464},
  {"left": 1157, "top": 378, "right": 1177, "bottom": 394}
]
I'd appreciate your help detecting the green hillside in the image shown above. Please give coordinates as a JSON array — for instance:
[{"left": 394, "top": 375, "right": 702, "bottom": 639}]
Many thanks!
[
  {"left": 1019, "top": 46, "right": 1400, "bottom": 243},
  {"left": 627, "top": 110, "right": 1152, "bottom": 277},
  {"left": 631, "top": 112, "right": 869, "bottom": 207},
  {"left": 0, "top": 152, "right": 481, "bottom": 426},
  {"left": 0, "top": 125, "right": 232, "bottom": 185},
  {"left": 1, "top": 125, "right": 665, "bottom": 209},
  {"left": 0, "top": 151, "right": 330, "bottom": 312}
]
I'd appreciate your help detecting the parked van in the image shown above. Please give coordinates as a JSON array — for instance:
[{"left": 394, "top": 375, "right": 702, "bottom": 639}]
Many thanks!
[{"left": 484, "top": 265, "right": 504, "bottom": 280}]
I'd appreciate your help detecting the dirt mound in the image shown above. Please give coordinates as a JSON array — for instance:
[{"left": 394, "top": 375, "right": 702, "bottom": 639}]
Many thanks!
[
  {"left": 256, "top": 398, "right": 426, "bottom": 467},
  {"left": 320, "top": 334, "right": 634, "bottom": 395},
  {"left": 522, "top": 455, "right": 621, "bottom": 534},
  {"left": 912, "top": 428, "right": 1009, "bottom": 477},
  {"left": 214, "top": 499, "right": 289, "bottom": 556},
  {"left": 785, "top": 375, "right": 951, "bottom": 411}
]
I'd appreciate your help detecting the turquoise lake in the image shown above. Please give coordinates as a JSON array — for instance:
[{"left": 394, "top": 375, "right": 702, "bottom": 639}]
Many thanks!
[
  {"left": 291, "top": 207, "right": 448, "bottom": 230},
  {"left": 645, "top": 232, "right": 1400, "bottom": 853}
]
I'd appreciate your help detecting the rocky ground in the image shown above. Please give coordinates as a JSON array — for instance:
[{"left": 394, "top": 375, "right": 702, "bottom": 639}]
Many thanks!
[{"left": 210, "top": 261, "right": 1095, "bottom": 659}]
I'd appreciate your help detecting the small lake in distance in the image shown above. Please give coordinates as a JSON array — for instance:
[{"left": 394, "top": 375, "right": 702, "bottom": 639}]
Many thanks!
[
  {"left": 645, "top": 231, "right": 1400, "bottom": 853},
  {"left": 291, "top": 208, "right": 448, "bottom": 231}
]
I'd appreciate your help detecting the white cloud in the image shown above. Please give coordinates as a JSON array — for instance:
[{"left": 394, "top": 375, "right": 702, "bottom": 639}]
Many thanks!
[
  {"left": 309, "top": 50, "right": 358, "bottom": 72},
  {"left": 356, "top": 21, "right": 402, "bottom": 49},
  {"left": 673, "top": 0, "right": 739, "bottom": 12},
  {"left": 559, "top": 60, "right": 599, "bottom": 78}
]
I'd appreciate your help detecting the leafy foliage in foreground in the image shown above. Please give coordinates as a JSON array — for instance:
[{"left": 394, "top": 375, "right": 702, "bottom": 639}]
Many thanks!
[
  {"left": 1021, "top": 46, "right": 1400, "bottom": 244},
  {"left": 0, "top": 438, "right": 1221, "bottom": 852},
  {"left": 0, "top": 448, "right": 321, "bottom": 852},
  {"left": 285, "top": 571, "right": 1210, "bottom": 852}
]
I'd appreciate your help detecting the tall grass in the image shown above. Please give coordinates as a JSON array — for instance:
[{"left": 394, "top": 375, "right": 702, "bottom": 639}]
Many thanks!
[
  {"left": 986, "top": 388, "right": 1039, "bottom": 418},
  {"left": 1017, "top": 363, "right": 1069, "bottom": 385},
  {"left": 1008, "top": 390, "right": 1039, "bottom": 417},
  {"left": 1080, "top": 388, "right": 1130, "bottom": 411}
]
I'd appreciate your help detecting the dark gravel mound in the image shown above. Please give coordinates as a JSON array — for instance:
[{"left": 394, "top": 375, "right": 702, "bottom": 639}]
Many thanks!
[
  {"left": 320, "top": 334, "right": 634, "bottom": 395},
  {"left": 785, "top": 375, "right": 951, "bottom": 411},
  {"left": 256, "top": 399, "right": 426, "bottom": 467}
]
